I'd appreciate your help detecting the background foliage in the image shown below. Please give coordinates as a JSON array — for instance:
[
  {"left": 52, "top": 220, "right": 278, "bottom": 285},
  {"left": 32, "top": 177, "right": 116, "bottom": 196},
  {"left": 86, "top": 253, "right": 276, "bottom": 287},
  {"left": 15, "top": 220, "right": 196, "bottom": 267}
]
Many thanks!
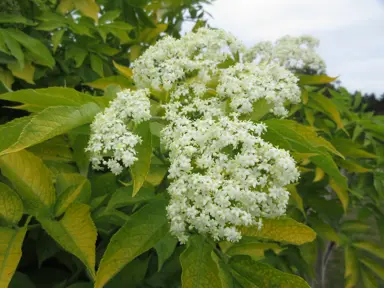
[{"left": 0, "top": 1, "right": 384, "bottom": 288}]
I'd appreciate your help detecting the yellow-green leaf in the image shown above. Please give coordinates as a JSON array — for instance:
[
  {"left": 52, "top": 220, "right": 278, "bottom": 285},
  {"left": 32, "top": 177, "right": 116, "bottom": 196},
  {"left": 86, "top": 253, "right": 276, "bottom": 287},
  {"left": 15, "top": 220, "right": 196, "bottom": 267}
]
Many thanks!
[
  {"left": 86, "top": 76, "right": 134, "bottom": 90},
  {"left": 0, "top": 87, "right": 109, "bottom": 112},
  {"left": 90, "top": 54, "right": 104, "bottom": 77},
  {"left": 180, "top": 235, "right": 222, "bottom": 288},
  {"left": 338, "top": 159, "right": 371, "bottom": 173},
  {"left": 54, "top": 174, "right": 91, "bottom": 217},
  {"left": 226, "top": 241, "right": 283, "bottom": 260},
  {"left": 38, "top": 203, "right": 97, "bottom": 280},
  {"left": 0, "top": 68, "right": 14, "bottom": 88},
  {"left": 313, "top": 167, "right": 325, "bottom": 182},
  {"left": 331, "top": 138, "right": 376, "bottom": 159},
  {"left": 309, "top": 93, "right": 344, "bottom": 130},
  {"left": 8, "top": 62, "right": 35, "bottom": 84},
  {"left": 52, "top": 30, "right": 65, "bottom": 53},
  {"left": 0, "top": 226, "right": 28, "bottom": 287},
  {"left": 0, "top": 103, "right": 101, "bottom": 156},
  {"left": 154, "top": 233, "right": 178, "bottom": 272},
  {"left": 0, "top": 29, "right": 24, "bottom": 68},
  {"left": 297, "top": 74, "right": 337, "bottom": 85},
  {"left": 113, "top": 61, "right": 133, "bottom": 78},
  {"left": 344, "top": 246, "right": 359, "bottom": 288},
  {"left": 28, "top": 136, "right": 73, "bottom": 162},
  {"left": 308, "top": 214, "right": 340, "bottom": 244},
  {"left": 0, "top": 183, "right": 23, "bottom": 226},
  {"left": 329, "top": 178, "right": 349, "bottom": 212},
  {"left": 230, "top": 255, "right": 310, "bottom": 288},
  {"left": 95, "top": 200, "right": 168, "bottom": 288},
  {"left": 353, "top": 242, "right": 384, "bottom": 260},
  {"left": 240, "top": 218, "right": 316, "bottom": 245},
  {"left": 131, "top": 122, "right": 152, "bottom": 196},
  {"left": 360, "top": 257, "right": 384, "bottom": 281},
  {"left": 301, "top": 87, "right": 308, "bottom": 104},
  {"left": 0, "top": 150, "right": 55, "bottom": 216},
  {"left": 74, "top": 0, "right": 100, "bottom": 23},
  {"left": 287, "top": 184, "right": 304, "bottom": 214},
  {"left": 361, "top": 267, "right": 378, "bottom": 288}
]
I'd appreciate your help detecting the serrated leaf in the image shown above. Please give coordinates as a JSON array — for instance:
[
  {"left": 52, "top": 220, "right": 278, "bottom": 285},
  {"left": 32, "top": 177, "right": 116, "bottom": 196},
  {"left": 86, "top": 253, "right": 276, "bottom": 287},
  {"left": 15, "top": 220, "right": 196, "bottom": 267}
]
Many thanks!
[
  {"left": 0, "top": 103, "right": 101, "bottom": 156},
  {"left": 113, "top": 61, "right": 133, "bottom": 78},
  {"left": 297, "top": 74, "right": 337, "bottom": 85},
  {"left": 95, "top": 200, "right": 168, "bottom": 288},
  {"left": 90, "top": 54, "right": 104, "bottom": 77},
  {"left": 0, "top": 226, "right": 28, "bottom": 287},
  {"left": 155, "top": 233, "right": 178, "bottom": 271},
  {"left": 28, "top": 136, "right": 73, "bottom": 162},
  {"left": 240, "top": 218, "right": 316, "bottom": 245},
  {"left": 55, "top": 175, "right": 91, "bottom": 217},
  {"left": 230, "top": 255, "right": 310, "bottom": 288},
  {"left": 309, "top": 93, "right": 344, "bottom": 130},
  {"left": 360, "top": 257, "right": 384, "bottom": 281},
  {"left": 0, "top": 150, "right": 55, "bottom": 216},
  {"left": 0, "top": 87, "right": 109, "bottom": 111},
  {"left": 38, "top": 203, "right": 97, "bottom": 280},
  {"left": 0, "top": 182, "right": 23, "bottom": 226},
  {"left": 180, "top": 235, "right": 222, "bottom": 288},
  {"left": 69, "top": 133, "right": 90, "bottom": 176},
  {"left": 8, "top": 62, "right": 35, "bottom": 84},
  {"left": 131, "top": 122, "right": 152, "bottom": 196},
  {"left": 106, "top": 186, "right": 155, "bottom": 210}
]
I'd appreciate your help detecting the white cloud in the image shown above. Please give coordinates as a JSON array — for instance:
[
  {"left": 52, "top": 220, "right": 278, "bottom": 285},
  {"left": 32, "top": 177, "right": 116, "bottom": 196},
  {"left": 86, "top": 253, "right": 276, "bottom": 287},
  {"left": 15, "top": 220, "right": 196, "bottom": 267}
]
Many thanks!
[{"left": 200, "top": 0, "right": 384, "bottom": 95}]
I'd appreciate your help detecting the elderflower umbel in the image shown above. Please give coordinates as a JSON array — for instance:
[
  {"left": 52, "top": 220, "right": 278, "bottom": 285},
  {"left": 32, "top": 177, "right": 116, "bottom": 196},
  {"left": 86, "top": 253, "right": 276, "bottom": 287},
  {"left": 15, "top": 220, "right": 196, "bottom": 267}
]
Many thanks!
[
  {"left": 245, "top": 35, "right": 326, "bottom": 73},
  {"left": 86, "top": 89, "right": 151, "bottom": 174},
  {"left": 163, "top": 115, "right": 300, "bottom": 243}
]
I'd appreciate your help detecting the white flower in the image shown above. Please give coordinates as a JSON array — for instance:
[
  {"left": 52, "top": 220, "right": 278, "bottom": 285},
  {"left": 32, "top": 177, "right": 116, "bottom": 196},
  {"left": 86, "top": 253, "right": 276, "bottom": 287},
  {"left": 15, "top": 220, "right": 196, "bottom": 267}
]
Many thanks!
[
  {"left": 245, "top": 35, "right": 326, "bottom": 73},
  {"left": 86, "top": 89, "right": 151, "bottom": 174}
]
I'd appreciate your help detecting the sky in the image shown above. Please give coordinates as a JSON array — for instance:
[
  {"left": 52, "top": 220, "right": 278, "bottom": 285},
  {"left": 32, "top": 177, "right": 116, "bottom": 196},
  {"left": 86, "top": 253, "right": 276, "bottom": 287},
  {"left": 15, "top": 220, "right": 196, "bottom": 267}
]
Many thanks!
[{"left": 198, "top": 0, "right": 384, "bottom": 96}]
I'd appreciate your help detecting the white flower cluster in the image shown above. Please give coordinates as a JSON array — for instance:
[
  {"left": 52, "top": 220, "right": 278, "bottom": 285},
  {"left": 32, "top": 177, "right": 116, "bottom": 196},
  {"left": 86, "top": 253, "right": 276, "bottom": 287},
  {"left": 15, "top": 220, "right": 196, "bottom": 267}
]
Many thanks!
[
  {"left": 87, "top": 28, "right": 302, "bottom": 243},
  {"left": 86, "top": 89, "right": 151, "bottom": 175},
  {"left": 163, "top": 115, "right": 300, "bottom": 243},
  {"left": 217, "top": 63, "right": 300, "bottom": 117},
  {"left": 244, "top": 35, "right": 326, "bottom": 73}
]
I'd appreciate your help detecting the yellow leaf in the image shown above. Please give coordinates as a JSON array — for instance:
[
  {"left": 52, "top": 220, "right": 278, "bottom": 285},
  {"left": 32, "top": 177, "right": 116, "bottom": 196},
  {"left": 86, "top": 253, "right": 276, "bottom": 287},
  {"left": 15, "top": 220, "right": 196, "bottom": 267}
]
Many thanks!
[
  {"left": 329, "top": 178, "right": 349, "bottom": 212},
  {"left": 301, "top": 87, "right": 308, "bottom": 104},
  {"left": 0, "top": 68, "right": 14, "bottom": 88},
  {"left": 113, "top": 61, "right": 133, "bottom": 78},
  {"left": 0, "top": 225, "right": 28, "bottom": 287},
  {"left": 240, "top": 218, "right": 316, "bottom": 245},
  {"left": 313, "top": 167, "right": 325, "bottom": 182},
  {"left": 8, "top": 62, "right": 35, "bottom": 84}
]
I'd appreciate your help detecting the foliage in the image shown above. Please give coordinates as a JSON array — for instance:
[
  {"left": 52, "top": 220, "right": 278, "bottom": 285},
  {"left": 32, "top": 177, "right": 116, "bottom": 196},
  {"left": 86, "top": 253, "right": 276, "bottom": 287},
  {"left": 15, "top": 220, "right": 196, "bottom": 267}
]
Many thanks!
[{"left": 0, "top": 1, "right": 383, "bottom": 288}]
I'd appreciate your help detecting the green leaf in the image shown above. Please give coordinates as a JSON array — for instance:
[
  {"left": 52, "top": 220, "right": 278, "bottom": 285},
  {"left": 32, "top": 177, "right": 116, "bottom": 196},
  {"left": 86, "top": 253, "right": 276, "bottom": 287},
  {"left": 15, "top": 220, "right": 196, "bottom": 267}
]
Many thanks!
[
  {"left": 66, "top": 46, "right": 88, "bottom": 68},
  {"left": 344, "top": 246, "right": 359, "bottom": 288},
  {"left": 240, "top": 218, "right": 316, "bottom": 245},
  {"left": 0, "top": 67, "right": 14, "bottom": 89},
  {"left": 0, "top": 226, "right": 28, "bottom": 287},
  {"left": 0, "top": 103, "right": 101, "bottom": 156},
  {"left": 331, "top": 138, "right": 376, "bottom": 159},
  {"left": 7, "top": 29, "right": 55, "bottom": 68},
  {"left": 99, "top": 11, "right": 121, "bottom": 24},
  {"left": 54, "top": 174, "right": 91, "bottom": 217},
  {"left": 113, "top": 61, "right": 133, "bottom": 78},
  {"left": 85, "top": 76, "right": 134, "bottom": 90},
  {"left": 36, "top": 232, "right": 60, "bottom": 267},
  {"left": 308, "top": 214, "right": 340, "bottom": 244},
  {"left": 106, "top": 186, "right": 155, "bottom": 210},
  {"left": 28, "top": 136, "right": 73, "bottom": 162},
  {"left": 0, "top": 182, "right": 23, "bottom": 226},
  {"left": 360, "top": 257, "right": 384, "bottom": 281},
  {"left": 0, "top": 14, "right": 35, "bottom": 25},
  {"left": 0, "top": 30, "right": 24, "bottom": 68},
  {"left": 38, "top": 203, "right": 97, "bottom": 280},
  {"left": 95, "top": 200, "right": 169, "bottom": 288},
  {"left": 341, "top": 221, "right": 370, "bottom": 233},
  {"left": 229, "top": 255, "right": 310, "bottom": 288},
  {"left": 131, "top": 122, "right": 152, "bottom": 196},
  {"left": 249, "top": 99, "right": 273, "bottom": 121},
  {"left": 52, "top": 30, "right": 65, "bottom": 53},
  {"left": 90, "top": 54, "right": 104, "bottom": 77},
  {"left": 353, "top": 242, "right": 384, "bottom": 260},
  {"left": 263, "top": 119, "right": 347, "bottom": 189},
  {"left": 74, "top": 0, "right": 100, "bottom": 23},
  {"left": 329, "top": 178, "right": 349, "bottom": 212},
  {"left": 0, "top": 150, "right": 55, "bottom": 216},
  {"left": 226, "top": 241, "right": 283, "bottom": 261},
  {"left": 309, "top": 92, "right": 344, "bottom": 130},
  {"left": 374, "top": 172, "right": 384, "bottom": 198},
  {"left": 297, "top": 74, "right": 337, "bottom": 85},
  {"left": 0, "top": 87, "right": 109, "bottom": 111},
  {"left": 287, "top": 184, "right": 304, "bottom": 214},
  {"left": 9, "top": 272, "right": 36, "bottom": 288},
  {"left": 155, "top": 233, "right": 178, "bottom": 271},
  {"left": 180, "top": 235, "right": 223, "bottom": 288},
  {"left": 69, "top": 133, "right": 90, "bottom": 176},
  {"left": 361, "top": 267, "right": 378, "bottom": 288},
  {"left": 8, "top": 62, "right": 35, "bottom": 84}
]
